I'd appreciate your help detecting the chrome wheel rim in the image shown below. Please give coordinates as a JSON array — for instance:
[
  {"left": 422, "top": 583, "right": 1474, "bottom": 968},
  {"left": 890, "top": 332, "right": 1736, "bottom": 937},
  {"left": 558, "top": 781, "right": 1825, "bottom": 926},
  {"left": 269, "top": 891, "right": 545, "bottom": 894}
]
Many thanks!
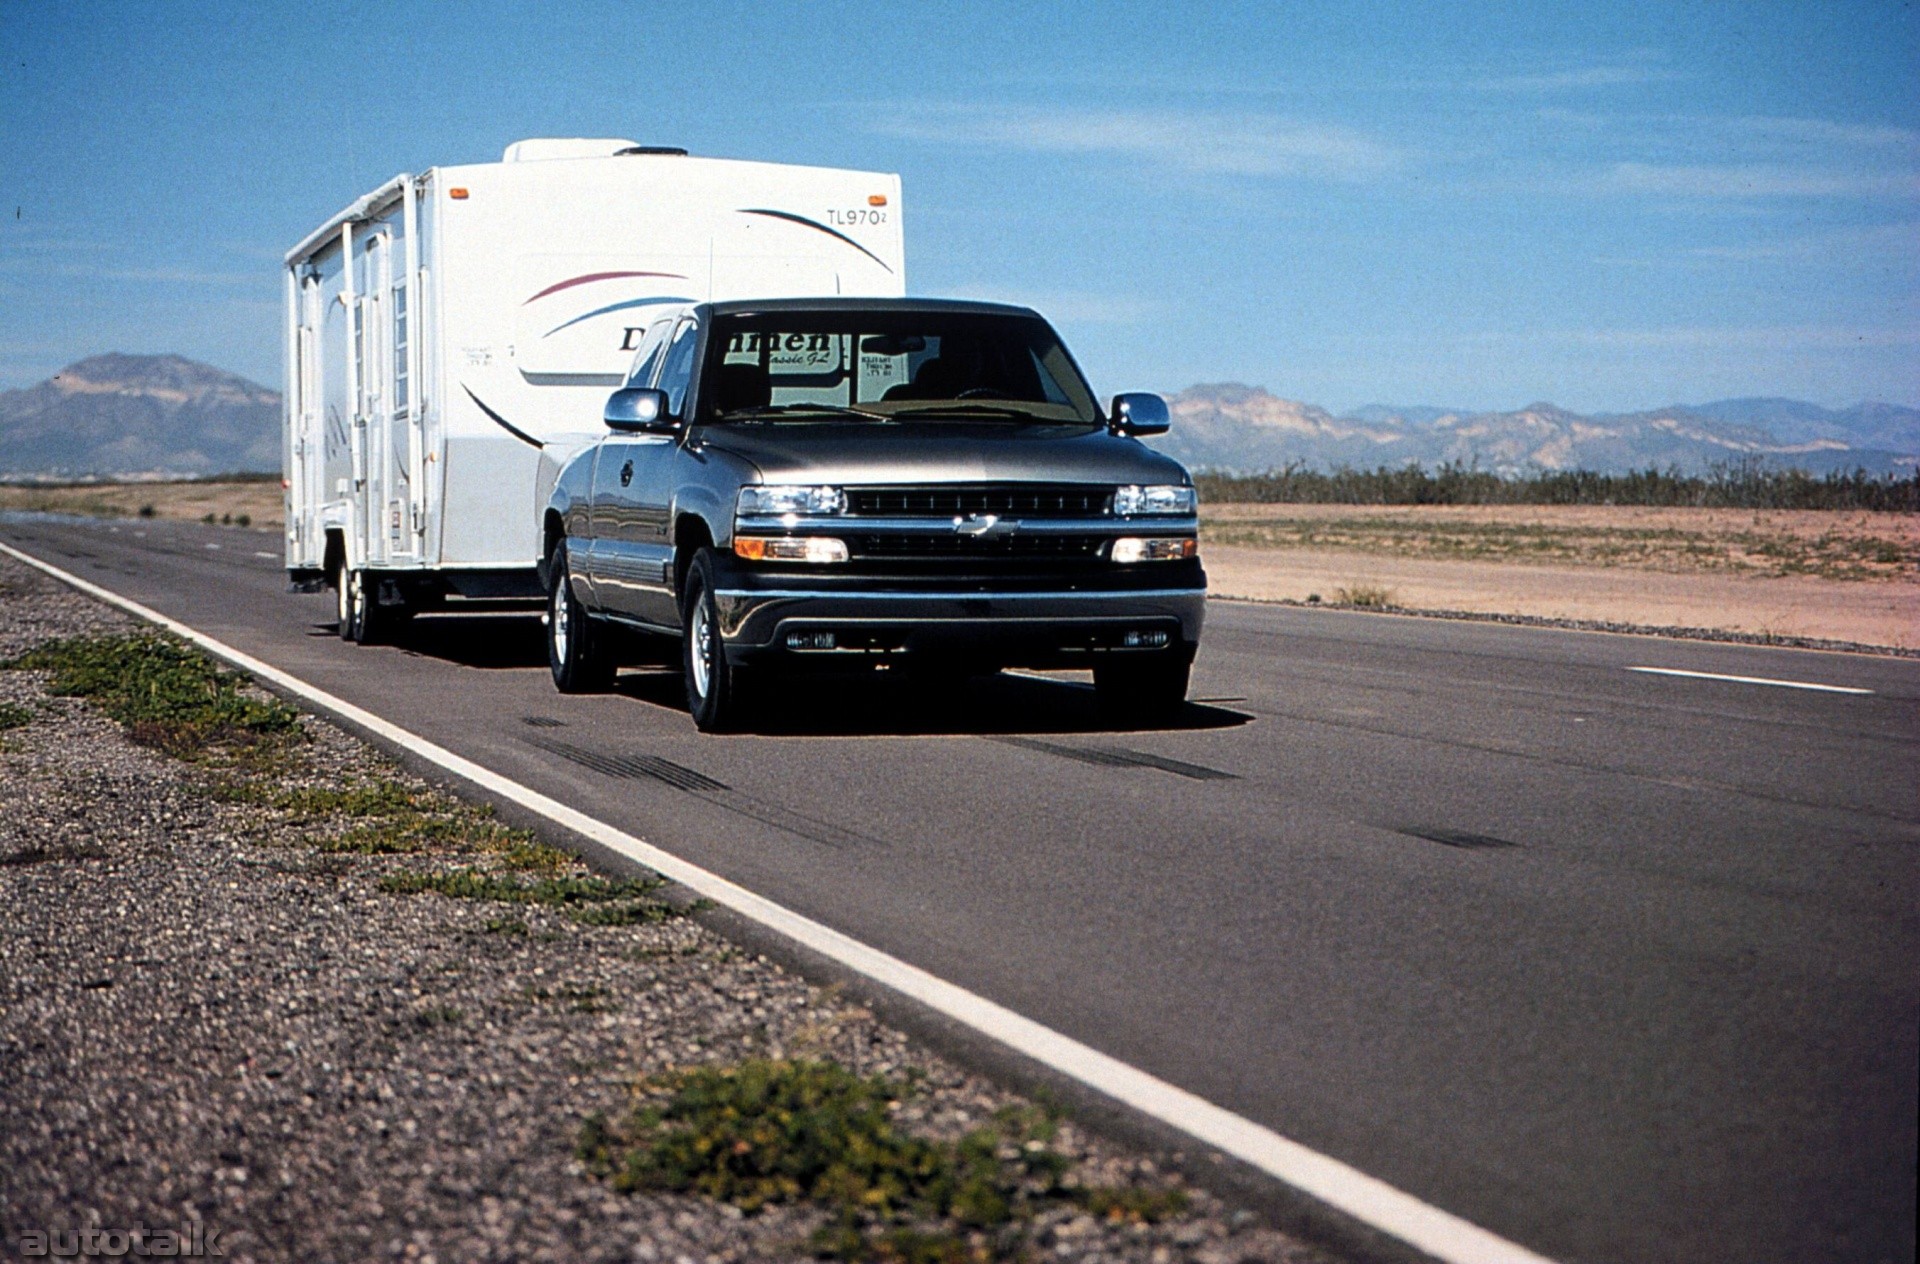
[
  {"left": 689, "top": 598, "right": 712, "bottom": 700},
  {"left": 336, "top": 567, "right": 350, "bottom": 626},
  {"left": 550, "top": 578, "right": 570, "bottom": 664},
  {"left": 348, "top": 570, "right": 366, "bottom": 629}
]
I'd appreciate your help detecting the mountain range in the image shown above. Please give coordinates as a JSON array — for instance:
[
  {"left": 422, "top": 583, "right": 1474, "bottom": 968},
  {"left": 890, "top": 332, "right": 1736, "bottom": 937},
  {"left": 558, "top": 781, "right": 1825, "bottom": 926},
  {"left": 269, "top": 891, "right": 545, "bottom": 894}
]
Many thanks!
[
  {"left": 1, "top": 355, "right": 1915, "bottom": 480},
  {"left": 0, "top": 354, "right": 279, "bottom": 478},
  {"left": 1150, "top": 385, "right": 1920, "bottom": 476}
]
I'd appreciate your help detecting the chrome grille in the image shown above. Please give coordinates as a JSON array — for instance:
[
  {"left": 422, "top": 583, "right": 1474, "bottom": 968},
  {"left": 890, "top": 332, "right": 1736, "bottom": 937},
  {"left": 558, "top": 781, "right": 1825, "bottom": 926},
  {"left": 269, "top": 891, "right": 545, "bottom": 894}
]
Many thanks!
[
  {"left": 846, "top": 533, "right": 1105, "bottom": 561},
  {"left": 844, "top": 484, "right": 1112, "bottom": 518}
]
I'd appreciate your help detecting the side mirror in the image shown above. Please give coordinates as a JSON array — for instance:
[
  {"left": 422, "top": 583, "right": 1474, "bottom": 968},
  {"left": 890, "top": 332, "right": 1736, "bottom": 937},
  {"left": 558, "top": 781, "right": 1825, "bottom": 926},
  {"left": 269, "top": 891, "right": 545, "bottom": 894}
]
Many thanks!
[
  {"left": 604, "top": 387, "right": 669, "bottom": 432},
  {"left": 1109, "top": 392, "right": 1170, "bottom": 437}
]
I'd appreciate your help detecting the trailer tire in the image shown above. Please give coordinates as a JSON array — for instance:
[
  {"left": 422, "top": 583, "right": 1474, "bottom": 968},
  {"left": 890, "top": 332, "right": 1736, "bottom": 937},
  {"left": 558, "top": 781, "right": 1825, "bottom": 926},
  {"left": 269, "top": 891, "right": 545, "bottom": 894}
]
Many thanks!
[
  {"left": 351, "top": 572, "right": 404, "bottom": 645},
  {"left": 682, "top": 550, "right": 749, "bottom": 733},
  {"left": 334, "top": 554, "right": 360, "bottom": 641},
  {"left": 547, "top": 545, "right": 615, "bottom": 693}
]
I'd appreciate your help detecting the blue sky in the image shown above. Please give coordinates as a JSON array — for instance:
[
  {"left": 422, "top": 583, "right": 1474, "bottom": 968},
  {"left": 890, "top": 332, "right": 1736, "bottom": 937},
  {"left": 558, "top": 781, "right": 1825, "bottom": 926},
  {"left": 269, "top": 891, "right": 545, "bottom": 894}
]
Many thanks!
[{"left": 1, "top": 0, "right": 1915, "bottom": 412}]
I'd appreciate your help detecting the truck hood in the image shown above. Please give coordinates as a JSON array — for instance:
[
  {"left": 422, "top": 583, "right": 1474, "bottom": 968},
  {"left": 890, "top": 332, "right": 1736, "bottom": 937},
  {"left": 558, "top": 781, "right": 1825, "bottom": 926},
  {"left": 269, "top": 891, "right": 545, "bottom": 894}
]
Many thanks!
[{"left": 695, "top": 422, "right": 1190, "bottom": 487}]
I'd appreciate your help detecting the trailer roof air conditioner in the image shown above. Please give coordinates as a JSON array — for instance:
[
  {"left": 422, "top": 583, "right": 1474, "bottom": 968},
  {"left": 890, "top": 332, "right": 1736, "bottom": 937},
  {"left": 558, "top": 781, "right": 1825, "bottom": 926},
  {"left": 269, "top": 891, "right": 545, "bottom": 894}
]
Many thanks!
[{"left": 501, "top": 138, "right": 643, "bottom": 162}]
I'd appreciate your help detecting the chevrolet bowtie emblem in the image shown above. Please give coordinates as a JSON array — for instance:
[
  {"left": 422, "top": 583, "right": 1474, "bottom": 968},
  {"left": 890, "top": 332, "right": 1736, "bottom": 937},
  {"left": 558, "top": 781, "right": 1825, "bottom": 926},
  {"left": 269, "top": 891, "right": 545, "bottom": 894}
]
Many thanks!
[{"left": 953, "top": 513, "right": 1011, "bottom": 537}]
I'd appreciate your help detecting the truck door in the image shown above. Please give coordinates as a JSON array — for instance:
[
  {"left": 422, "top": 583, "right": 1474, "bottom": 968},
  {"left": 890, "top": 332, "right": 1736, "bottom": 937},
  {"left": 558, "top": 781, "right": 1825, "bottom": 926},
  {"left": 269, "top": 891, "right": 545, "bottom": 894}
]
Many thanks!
[{"left": 585, "top": 318, "right": 679, "bottom": 626}]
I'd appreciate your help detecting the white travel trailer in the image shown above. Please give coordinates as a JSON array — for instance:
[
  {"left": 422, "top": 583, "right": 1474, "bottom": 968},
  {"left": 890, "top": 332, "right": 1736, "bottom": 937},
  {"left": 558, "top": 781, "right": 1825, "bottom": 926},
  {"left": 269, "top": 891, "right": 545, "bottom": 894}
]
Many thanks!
[{"left": 282, "top": 138, "right": 905, "bottom": 639}]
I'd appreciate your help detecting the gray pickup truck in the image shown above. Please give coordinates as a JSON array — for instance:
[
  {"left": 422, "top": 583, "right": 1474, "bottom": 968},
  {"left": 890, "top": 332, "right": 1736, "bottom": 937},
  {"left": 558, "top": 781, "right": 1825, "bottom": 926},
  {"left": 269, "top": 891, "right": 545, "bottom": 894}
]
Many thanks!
[{"left": 540, "top": 298, "right": 1205, "bottom": 731}]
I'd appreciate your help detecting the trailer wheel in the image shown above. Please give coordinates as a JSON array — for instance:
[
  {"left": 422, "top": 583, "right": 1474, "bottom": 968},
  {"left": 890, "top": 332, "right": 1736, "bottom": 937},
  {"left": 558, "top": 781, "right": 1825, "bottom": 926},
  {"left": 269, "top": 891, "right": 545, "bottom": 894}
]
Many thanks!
[
  {"left": 350, "top": 572, "right": 405, "bottom": 645},
  {"left": 547, "top": 545, "right": 615, "bottom": 693},
  {"left": 334, "top": 554, "right": 359, "bottom": 641},
  {"left": 682, "top": 550, "right": 749, "bottom": 732}
]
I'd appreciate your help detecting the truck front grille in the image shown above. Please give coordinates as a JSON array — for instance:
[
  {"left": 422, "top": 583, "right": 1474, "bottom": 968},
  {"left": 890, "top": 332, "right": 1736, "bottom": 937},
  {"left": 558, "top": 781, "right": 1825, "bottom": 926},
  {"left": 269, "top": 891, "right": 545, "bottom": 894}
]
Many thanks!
[
  {"left": 845, "top": 484, "right": 1112, "bottom": 519},
  {"left": 846, "top": 533, "right": 1106, "bottom": 561}
]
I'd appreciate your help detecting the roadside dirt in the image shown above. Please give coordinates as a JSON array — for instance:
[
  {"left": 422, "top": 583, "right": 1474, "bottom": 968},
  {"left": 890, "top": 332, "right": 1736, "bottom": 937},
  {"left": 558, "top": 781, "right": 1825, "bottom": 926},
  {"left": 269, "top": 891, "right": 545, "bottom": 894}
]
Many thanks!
[
  {"left": 1202, "top": 504, "right": 1920, "bottom": 651},
  {"left": 0, "top": 480, "right": 283, "bottom": 529}
]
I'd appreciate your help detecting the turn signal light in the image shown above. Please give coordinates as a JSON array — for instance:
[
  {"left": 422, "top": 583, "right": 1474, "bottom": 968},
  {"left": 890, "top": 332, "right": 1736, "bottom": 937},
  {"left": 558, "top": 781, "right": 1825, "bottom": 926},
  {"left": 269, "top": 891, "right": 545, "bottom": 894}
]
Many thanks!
[
  {"left": 734, "top": 536, "right": 849, "bottom": 563},
  {"left": 1111, "top": 537, "right": 1197, "bottom": 563},
  {"left": 868, "top": 194, "right": 888, "bottom": 206}
]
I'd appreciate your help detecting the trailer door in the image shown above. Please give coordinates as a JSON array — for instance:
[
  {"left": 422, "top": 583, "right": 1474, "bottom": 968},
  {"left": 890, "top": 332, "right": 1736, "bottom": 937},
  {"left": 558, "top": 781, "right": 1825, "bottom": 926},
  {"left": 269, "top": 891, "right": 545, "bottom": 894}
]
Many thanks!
[
  {"left": 291, "top": 272, "right": 324, "bottom": 563},
  {"left": 353, "top": 230, "right": 394, "bottom": 565}
]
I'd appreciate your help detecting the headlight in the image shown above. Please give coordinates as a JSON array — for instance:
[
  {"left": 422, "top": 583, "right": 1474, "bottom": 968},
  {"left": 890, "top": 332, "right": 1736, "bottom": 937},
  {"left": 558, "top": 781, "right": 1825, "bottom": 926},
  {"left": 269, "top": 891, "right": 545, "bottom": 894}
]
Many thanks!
[
  {"left": 737, "top": 485, "right": 846, "bottom": 516},
  {"left": 1113, "top": 484, "right": 1196, "bottom": 516}
]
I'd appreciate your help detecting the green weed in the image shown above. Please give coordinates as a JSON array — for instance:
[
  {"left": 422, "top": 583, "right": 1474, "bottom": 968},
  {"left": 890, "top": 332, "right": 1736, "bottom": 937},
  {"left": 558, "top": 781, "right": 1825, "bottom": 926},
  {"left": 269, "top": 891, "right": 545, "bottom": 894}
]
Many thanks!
[
  {"left": 378, "top": 867, "right": 674, "bottom": 915},
  {"left": 3, "top": 633, "right": 302, "bottom": 763},
  {"left": 1333, "top": 583, "right": 1395, "bottom": 608},
  {"left": 274, "top": 780, "right": 431, "bottom": 819},
  {"left": 0, "top": 701, "right": 33, "bottom": 731},
  {"left": 578, "top": 1059, "right": 1186, "bottom": 1260}
]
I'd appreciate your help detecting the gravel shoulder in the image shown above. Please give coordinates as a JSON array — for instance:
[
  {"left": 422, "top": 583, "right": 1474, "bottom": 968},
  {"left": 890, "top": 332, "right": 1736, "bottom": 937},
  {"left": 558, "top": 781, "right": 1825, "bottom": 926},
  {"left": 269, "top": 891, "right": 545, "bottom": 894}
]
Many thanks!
[{"left": 0, "top": 554, "right": 1324, "bottom": 1264}]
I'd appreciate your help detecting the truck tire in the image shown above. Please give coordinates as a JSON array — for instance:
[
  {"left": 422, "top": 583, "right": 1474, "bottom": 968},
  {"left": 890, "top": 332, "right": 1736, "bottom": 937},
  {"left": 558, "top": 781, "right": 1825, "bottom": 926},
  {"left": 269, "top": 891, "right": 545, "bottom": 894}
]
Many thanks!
[
  {"left": 682, "top": 550, "right": 749, "bottom": 732},
  {"left": 547, "top": 545, "right": 615, "bottom": 693},
  {"left": 1093, "top": 657, "right": 1190, "bottom": 726},
  {"left": 334, "top": 554, "right": 360, "bottom": 641}
]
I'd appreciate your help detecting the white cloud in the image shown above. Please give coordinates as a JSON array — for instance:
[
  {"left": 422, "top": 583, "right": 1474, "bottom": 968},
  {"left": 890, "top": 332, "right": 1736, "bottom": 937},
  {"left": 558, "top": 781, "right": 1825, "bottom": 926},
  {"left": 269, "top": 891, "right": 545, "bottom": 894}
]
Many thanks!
[
  {"left": 1605, "top": 161, "right": 1920, "bottom": 199},
  {"left": 1474, "top": 64, "right": 1681, "bottom": 91},
  {"left": 1442, "top": 324, "right": 1920, "bottom": 352},
  {"left": 869, "top": 104, "right": 1401, "bottom": 181},
  {"left": 1684, "top": 220, "right": 1920, "bottom": 263},
  {"left": 940, "top": 284, "right": 1158, "bottom": 325}
]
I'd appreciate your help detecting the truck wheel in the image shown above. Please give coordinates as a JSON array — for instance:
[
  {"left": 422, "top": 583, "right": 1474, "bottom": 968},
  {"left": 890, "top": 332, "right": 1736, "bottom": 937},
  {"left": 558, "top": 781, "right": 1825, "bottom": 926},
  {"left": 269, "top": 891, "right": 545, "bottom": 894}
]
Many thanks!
[
  {"left": 547, "top": 545, "right": 615, "bottom": 693},
  {"left": 1093, "top": 657, "right": 1191, "bottom": 726},
  {"left": 682, "top": 550, "right": 748, "bottom": 732}
]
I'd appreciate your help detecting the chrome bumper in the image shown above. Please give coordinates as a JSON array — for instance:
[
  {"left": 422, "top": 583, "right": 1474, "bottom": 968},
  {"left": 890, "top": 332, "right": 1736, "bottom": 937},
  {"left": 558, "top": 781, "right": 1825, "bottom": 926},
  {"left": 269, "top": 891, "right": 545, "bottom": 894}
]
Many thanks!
[{"left": 710, "top": 581, "right": 1206, "bottom": 665}]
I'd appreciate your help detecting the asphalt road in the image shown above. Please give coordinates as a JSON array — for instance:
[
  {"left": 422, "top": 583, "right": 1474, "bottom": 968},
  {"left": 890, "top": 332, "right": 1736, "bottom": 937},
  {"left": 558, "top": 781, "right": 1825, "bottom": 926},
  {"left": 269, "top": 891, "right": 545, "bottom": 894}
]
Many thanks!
[{"left": 5, "top": 512, "right": 1916, "bottom": 1264}]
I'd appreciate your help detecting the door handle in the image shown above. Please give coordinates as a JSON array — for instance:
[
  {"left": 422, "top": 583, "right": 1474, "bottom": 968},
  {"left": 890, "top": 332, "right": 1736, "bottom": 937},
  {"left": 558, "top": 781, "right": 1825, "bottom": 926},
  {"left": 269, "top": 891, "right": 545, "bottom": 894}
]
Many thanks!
[{"left": 620, "top": 460, "right": 634, "bottom": 488}]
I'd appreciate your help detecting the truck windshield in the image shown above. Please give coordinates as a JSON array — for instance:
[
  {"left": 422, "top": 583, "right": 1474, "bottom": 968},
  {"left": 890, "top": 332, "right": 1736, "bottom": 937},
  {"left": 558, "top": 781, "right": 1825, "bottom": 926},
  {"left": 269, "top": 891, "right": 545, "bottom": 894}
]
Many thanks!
[{"left": 698, "top": 311, "right": 1101, "bottom": 425}]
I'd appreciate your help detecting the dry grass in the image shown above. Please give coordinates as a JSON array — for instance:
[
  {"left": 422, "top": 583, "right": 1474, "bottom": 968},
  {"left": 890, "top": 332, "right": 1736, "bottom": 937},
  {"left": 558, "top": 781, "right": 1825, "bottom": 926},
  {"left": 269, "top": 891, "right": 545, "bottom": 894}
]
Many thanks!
[
  {"left": 0, "top": 478, "right": 283, "bottom": 530},
  {"left": 1203, "top": 503, "right": 1919, "bottom": 582}
]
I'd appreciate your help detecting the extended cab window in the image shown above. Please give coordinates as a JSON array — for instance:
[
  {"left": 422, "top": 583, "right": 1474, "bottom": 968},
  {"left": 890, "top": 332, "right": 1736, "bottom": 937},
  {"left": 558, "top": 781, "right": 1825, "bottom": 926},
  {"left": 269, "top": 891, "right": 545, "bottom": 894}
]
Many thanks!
[
  {"left": 698, "top": 312, "right": 1099, "bottom": 424},
  {"left": 624, "top": 319, "right": 675, "bottom": 387},
  {"left": 657, "top": 319, "right": 699, "bottom": 417}
]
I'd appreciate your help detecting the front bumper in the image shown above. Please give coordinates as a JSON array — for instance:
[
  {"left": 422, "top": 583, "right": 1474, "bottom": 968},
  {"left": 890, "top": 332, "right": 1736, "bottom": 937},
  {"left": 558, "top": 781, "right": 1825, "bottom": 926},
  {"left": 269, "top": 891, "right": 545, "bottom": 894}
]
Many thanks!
[{"left": 709, "top": 557, "right": 1206, "bottom": 669}]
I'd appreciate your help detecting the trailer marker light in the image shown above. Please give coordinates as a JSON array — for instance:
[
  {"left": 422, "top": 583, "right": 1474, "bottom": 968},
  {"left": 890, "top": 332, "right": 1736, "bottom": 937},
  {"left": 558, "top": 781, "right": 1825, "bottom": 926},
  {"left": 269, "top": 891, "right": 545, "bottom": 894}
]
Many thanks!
[
  {"left": 868, "top": 194, "right": 888, "bottom": 206},
  {"left": 448, "top": 187, "right": 470, "bottom": 200}
]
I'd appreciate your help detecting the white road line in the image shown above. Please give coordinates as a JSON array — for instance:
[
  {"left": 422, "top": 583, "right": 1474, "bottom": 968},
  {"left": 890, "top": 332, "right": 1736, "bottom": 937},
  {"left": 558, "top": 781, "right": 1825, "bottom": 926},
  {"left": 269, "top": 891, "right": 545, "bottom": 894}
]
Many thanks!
[
  {"left": 0, "top": 537, "right": 1557, "bottom": 1264},
  {"left": 1627, "top": 665, "right": 1874, "bottom": 695},
  {"left": 253, "top": 551, "right": 278, "bottom": 559}
]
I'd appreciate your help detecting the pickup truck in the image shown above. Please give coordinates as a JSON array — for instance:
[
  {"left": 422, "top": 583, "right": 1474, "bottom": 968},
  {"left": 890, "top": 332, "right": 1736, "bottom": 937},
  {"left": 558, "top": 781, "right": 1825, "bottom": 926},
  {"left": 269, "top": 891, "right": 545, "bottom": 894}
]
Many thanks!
[{"left": 540, "top": 298, "right": 1205, "bottom": 731}]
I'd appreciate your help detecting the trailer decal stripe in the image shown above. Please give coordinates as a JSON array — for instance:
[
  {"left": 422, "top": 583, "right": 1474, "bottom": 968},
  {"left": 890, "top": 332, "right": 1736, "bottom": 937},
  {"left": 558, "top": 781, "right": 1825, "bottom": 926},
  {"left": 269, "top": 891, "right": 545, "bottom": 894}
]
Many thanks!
[
  {"left": 736, "top": 208, "right": 895, "bottom": 274},
  {"left": 523, "top": 271, "right": 690, "bottom": 305},
  {"left": 543, "top": 296, "right": 698, "bottom": 338},
  {"left": 462, "top": 386, "right": 544, "bottom": 449}
]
